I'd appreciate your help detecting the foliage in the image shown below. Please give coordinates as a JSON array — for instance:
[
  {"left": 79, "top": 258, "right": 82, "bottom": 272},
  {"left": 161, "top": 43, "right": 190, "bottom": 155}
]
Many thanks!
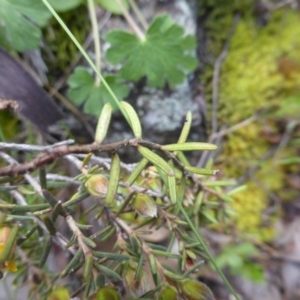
[
  {"left": 105, "top": 14, "right": 197, "bottom": 88},
  {"left": 0, "top": 0, "right": 81, "bottom": 51},
  {"left": 68, "top": 67, "right": 129, "bottom": 115},
  {"left": 215, "top": 242, "right": 265, "bottom": 282},
  {"left": 0, "top": 104, "right": 238, "bottom": 298},
  {"left": 95, "top": 0, "right": 129, "bottom": 14},
  {"left": 0, "top": 0, "right": 51, "bottom": 51}
]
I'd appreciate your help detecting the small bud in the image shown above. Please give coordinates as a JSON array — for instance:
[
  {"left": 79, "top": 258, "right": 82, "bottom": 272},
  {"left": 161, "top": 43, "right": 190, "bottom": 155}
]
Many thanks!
[
  {"left": 0, "top": 225, "right": 18, "bottom": 272},
  {"left": 123, "top": 260, "right": 150, "bottom": 298},
  {"left": 145, "top": 176, "right": 162, "bottom": 193},
  {"left": 93, "top": 286, "right": 120, "bottom": 300},
  {"left": 132, "top": 194, "right": 157, "bottom": 218},
  {"left": 179, "top": 279, "right": 215, "bottom": 300},
  {"left": 183, "top": 188, "right": 195, "bottom": 207},
  {"left": 48, "top": 287, "right": 70, "bottom": 300},
  {"left": 85, "top": 175, "right": 109, "bottom": 198},
  {"left": 185, "top": 250, "right": 197, "bottom": 269},
  {"left": 158, "top": 285, "right": 178, "bottom": 300}
]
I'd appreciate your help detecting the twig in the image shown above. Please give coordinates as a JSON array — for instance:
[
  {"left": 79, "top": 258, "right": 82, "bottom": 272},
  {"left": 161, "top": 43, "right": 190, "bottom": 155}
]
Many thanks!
[
  {"left": 0, "top": 139, "right": 131, "bottom": 176},
  {"left": 211, "top": 14, "right": 240, "bottom": 135},
  {"left": 0, "top": 139, "right": 74, "bottom": 151},
  {"left": 261, "top": 0, "right": 298, "bottom": 10},
  {"left": 210, "top": 114, "right": 258, "bottom": 141},
  {"left": 87, "top": 0, "right": 101, "bottom": 85},
  {"left": 74, "top": 154, "right": 139, "bottom": 172},
  {"left": 0, "top": 139, "right": 166, "bottom": 177},
  {"left": 38, "top": 174, "right": 81, "bottom": 185}
]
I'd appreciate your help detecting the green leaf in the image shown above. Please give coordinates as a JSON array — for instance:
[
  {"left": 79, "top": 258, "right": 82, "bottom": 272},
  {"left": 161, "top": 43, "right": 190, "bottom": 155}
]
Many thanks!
[
  {"left": 48, "top": 0, "right": 82, "bottom": 12},
  {"left": 106, "top": 14, "right": 198, "bottom": 88},
  {"left": 68, "top": 67, "right": 130, "bottom": 116},
  {"left": 0, "top": 0, "right": 52, "bottom": 51},
  {"left": 95, "top": 0, "right": 128, "bottom": 15}
]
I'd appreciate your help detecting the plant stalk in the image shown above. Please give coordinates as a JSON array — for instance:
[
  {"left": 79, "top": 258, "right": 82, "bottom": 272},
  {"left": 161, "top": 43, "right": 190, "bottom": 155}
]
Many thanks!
[
  {"left": 115, "top": 0, "right": 146, "bottom": 40},
  {"left": 87, "top": 0, "right": 101, "bottom": 85}
]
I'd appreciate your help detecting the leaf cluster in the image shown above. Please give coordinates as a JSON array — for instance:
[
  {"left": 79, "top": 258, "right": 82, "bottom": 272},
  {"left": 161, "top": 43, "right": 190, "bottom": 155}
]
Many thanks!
[{"left": 105, "top": 14, "right": 197, "bottom": 88}]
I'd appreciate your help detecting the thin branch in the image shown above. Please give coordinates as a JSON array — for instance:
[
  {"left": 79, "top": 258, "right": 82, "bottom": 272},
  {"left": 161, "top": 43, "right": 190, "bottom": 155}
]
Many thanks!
[
  {"left": 0, "top": 139, "right": 166, "bottom": 177},
  {"left": 261, "top": 0, "right": 298, "bottom": 10},
  {"left": 87, "top": 0, "right": 101, "bottom": 85},
  {"left": 0, "top": 139, "right": 74, "bottom": 151},
  {"left": 0, "top": 139, "right": 131, "bottom": 176},
  {"left": 74, "top": 154, "right": 139, "bottom": 172},
  {"left": 210, "top": 114, "right": 258, "bottom": 141}
]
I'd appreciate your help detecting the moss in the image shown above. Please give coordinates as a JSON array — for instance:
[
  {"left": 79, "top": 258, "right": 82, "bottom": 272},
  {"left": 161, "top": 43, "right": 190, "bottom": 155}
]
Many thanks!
[
  {"left": 42, "top": 6, "right": 90, "bottom": 80},
  {"left": 205, "top": 9, "right": 300, "bottom": 240},
  {"left": 219, "top": 10, "right": 300, "bottom": 122}
]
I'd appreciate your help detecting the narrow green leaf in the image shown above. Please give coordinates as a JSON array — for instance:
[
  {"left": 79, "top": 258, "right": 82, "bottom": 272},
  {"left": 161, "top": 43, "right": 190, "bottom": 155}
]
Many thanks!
[
  {"left": 134, "top": 251, "right": 144, "bottom": 281},
  {"left": 105, "top": 152, "right": 120, "bottom": 207},
  {"left": 63, "top": 191, "right": 89, "bottom": 207},
  {"left": 99, "top": 226, "right": 116, "bottom": 242},
  {"left": 66, "top": 234, "right": 77, "bottom": 249},
  {"left": 120, "top": 101, "right": 142, "bottom": 138},
  {"left": 76, "top": 223, "right": 93, "bottom": 230},
  {"left": 61, "top": 249, "right": 83, "bottom": 278},
  {"left": 168, "top": 175, "right": 177, "bottom": 204},
  {"left": 90, "top": 225, "right": 112, "bottom": 240},
  {"left": 42, "top": 190, "right": 58, "bottom": 208},
  {"left": 138, "top": 146, "right": 174, "bottom": 176},
  {"left": 177, "top": 111, "right": 192, "bottom": 145},
  {"left": 95, "top": 103, "right": 113, "bottom": 144},
  {"left": 161, "top": 142, "right": 217, "bottom": 152},
  {"left": 126, "top": 158, "right": 149, "bottom": 186},
  {"left": 39, "top": 236, "right": 52, "bottom": 267},
  {"left": 115, "top": 192, "right": 136, "bottom": 218},
  {"left": 95, "top": 264, "right": 122, "bottom": 281},
  {"left": 83, "top": 255, "right": 94, "bottom": 279},
  {"left": 43, "top": 215, "right": 57, "bottom": 235},
  {"left": 82, "top": 236, "right": 97, "bottom": 248},
  {"left": 93, "top": 251, "right": 129, "bottom": 261},
  {"left": 151, "top": 249, "right": 181, "bottom": 259},
  {"left": 162, "top": 269, "right": 183, "bottom": 281},
  {"left": 185, "top": 166, "right": 218, "bottom": 176},
  {"left": 39, "top": 167, "right": 47, "bottom": 189},
  {"left": 0, "top": 203, "right": 49, "bottom": 213}
]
